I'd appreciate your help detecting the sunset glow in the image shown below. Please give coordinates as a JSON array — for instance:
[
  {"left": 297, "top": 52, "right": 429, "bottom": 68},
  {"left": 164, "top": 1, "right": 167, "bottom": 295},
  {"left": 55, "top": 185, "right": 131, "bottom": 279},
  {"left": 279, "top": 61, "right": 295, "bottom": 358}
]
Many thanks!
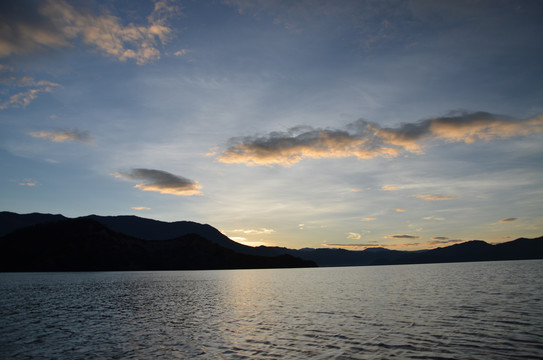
[{"left": 1, "top": 0, "right": 542, "bottom": 250}]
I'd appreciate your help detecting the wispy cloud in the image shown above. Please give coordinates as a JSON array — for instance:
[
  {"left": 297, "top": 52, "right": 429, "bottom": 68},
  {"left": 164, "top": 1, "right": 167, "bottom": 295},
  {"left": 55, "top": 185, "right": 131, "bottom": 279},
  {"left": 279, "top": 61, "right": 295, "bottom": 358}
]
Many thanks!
[
  {"left": 384, "top": 234, "right": 421, "bottom": 239},
  {"left": 18, "top": 179, "right": 38, "bottom": 187},
  {"left": 394, "top": 208, "right": 407, "bottom": 212},
  {"left": 173, "top": 49, "right": 191, "bottom": 56},
  {"left": 231, "top": 228, "right": 275, "bottom": 235},
  {"left": 428, "top": 239, "right": 463, "bottom": 246},
  {"left": 28, "top": 129, "right": 94, "bottom": 144},
  {"left": 216, "top": 112, "right": 543, "bottom": 166},
  {"left": 325, "top": 237, "right": 466, "bottom": 250},
  {"left": 423, "top": 216, "right": 445, "bottom": 221},
  {"left": 347, "top": 232, "right": 362, "bottom": 240},
  {"left": 412, "top": 194, "right": 456, "bottom": 201},
  {"left": 114, "top": 168, "right": 202, "bottom": 196},
  {"left": 0, "top": 75, "right": 61, "bottom": 110},
  {"left": 362, "top": 217, "right": 376, "bottom": 221},
  {"left": 499, "top": 217, "right": 517, "bottom": 223},
  {"left": 0, "top": 0, "right": 178, "bottom": 64},
  {"left": 229, "top": 236, "right": 269, "bottom": 247},
  {"left": 382, "top": 185, "right": 398, "bottom": 191},
  {"left": 323, "top": 243, "right": 377, "bottom": 250},
  {"left": 132, "top": 206, "right": 151, "bottom": 211}
]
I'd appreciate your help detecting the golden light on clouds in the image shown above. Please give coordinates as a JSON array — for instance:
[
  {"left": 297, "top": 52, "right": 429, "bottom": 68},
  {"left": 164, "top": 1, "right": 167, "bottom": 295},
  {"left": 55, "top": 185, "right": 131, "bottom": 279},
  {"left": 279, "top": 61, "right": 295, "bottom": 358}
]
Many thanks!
[
  {"left": 412, "top": 194, "right": 456, "bottom": 201},
  {"left": 231, "top": 228, "right": 275, "bottom": 235},
  {"left": 28, "top": 129, "right": 94, "bottom": 144},
  {"left": 347, "top": 232, "right": 362, "bottom": 240},
  {"left": 216, "top": 113, "right": 543, "bottom": 167}
]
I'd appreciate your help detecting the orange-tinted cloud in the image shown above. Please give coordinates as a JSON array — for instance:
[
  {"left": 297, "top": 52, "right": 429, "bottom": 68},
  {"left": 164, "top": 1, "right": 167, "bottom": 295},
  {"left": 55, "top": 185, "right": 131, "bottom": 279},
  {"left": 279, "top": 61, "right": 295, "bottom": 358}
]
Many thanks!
[
  {"left": 499, "top": 217, "right": 517, "bottom": 223},
  {"left": 114, "top": 168, "right": 202, "bottom": 196},
  {"left": 0, "top": 76, "right": 61, "bottom": 109},
  {"left": 132, "top": 206, "right": 151, "bottom": 211},
  {"left": 216, "top": 112, "right": 543, "bottom": 166},
  {"left": 28, "top": 129, "right": 94, "bottom": 144},
  {"left": 323, "top": 243, "right": 377, "bottom": 250},
  {"left": 412, "top": 194, "right": 456, "bottom": 201},
  {"left": 0, "top": 0, "right": 178, "bottom": 64},
  {"left": 231, "top": 228, "right": 275, "bottom": 235}
]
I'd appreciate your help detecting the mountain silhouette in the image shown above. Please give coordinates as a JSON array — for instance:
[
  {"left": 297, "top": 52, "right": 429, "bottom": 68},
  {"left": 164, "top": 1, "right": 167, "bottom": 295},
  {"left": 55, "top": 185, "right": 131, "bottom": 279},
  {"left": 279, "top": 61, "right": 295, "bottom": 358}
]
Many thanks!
[
  {"left": 1, "top": 212, "right": 542, "bottom": 270},
  {"left": 0, "top": 217, "right": 316, "bottom": 271}
]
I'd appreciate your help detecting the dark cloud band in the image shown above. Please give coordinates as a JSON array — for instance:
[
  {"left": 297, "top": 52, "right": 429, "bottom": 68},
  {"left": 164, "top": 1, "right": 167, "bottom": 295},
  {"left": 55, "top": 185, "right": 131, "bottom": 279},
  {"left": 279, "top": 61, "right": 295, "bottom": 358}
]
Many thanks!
[{"left": 114, "top": 168, "right": 202, "bottom": 196}]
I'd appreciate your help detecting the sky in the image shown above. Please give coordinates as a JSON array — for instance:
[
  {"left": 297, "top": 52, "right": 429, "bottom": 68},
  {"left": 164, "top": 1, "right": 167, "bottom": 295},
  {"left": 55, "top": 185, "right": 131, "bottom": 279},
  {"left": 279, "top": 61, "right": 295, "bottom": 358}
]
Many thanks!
[{"left": 1, "top": 0, "right": 542, "bottom": 250}]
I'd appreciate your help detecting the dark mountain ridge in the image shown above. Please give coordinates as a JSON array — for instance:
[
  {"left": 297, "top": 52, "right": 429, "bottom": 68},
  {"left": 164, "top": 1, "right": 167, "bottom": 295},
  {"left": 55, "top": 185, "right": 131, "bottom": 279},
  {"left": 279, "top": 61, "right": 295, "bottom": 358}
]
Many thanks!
[
  {"left": 0, "top": 217, "right": 316, "bottom": 271},
  {"left": 1, "top": 211, "right": 542, "bottom": 269}
]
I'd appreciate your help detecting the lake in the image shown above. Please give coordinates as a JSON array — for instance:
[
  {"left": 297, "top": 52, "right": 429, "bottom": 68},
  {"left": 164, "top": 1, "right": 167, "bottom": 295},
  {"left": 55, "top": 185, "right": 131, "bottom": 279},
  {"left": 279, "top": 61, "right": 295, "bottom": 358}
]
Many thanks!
[{"left": 1, "top": 260, "right": 542, "bottom": 359}]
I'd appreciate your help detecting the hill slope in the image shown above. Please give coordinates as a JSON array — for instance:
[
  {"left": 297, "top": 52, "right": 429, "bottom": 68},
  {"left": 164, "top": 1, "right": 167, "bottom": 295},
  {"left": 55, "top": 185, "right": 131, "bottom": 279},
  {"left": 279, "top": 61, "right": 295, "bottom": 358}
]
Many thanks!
[
  {"left": 0, "top": 218, "right": 316, "bottom": 271},
  {"left": 1, "top": 211, "right": 541, "bottom": 267}
]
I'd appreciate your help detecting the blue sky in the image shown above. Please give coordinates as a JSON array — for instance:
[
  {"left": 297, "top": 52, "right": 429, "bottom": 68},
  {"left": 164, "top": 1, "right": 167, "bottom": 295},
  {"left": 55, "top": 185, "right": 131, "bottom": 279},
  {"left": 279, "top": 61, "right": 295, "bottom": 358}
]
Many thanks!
[{"left": 1, "top": 0, "right": 542, "bottom": 250}]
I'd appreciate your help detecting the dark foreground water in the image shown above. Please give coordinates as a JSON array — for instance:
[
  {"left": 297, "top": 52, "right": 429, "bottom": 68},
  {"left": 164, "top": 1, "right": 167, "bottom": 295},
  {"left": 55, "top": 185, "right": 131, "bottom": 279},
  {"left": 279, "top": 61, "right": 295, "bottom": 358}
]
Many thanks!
[{"left": 1, "top": 260, "right": 542, "bottom": 359}]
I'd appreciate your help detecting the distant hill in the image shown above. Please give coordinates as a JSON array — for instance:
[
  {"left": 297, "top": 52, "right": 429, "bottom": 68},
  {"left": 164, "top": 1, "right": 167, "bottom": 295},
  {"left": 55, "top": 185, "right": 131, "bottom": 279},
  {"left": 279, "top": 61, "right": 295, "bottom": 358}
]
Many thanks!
[
  {"left": 276, "top": 237, "right": 543, "bottom": 266},
  {"left": 0, "top": 217, "right": 316, "bottom": 271},
  {"left": 1, "top": 211, "right": 542, "bottom": 269}
]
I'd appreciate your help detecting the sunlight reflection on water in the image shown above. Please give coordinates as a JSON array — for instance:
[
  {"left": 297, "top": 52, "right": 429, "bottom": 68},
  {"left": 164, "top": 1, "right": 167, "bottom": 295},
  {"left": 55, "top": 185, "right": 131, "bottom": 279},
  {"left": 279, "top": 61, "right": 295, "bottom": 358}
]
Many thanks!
[{"left": 1, "top": 260, "right": 542, "bottom": 359}]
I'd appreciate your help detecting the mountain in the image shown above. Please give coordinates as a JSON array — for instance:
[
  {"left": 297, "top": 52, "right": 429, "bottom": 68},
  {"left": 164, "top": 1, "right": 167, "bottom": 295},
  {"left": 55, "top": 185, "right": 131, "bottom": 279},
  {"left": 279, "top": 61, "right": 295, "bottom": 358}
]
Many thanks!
[
  {"left": 1, "top": 212, "right": 542, "bottom": 269},
  {"left": 284, "top": 237, "right": 543, "bottom": 266},
  {"left": 0, "top": 217, "right": 316, "bottom": 271},
  {"left": 0, "top": 211, "right": 67, "bottom": 237}
]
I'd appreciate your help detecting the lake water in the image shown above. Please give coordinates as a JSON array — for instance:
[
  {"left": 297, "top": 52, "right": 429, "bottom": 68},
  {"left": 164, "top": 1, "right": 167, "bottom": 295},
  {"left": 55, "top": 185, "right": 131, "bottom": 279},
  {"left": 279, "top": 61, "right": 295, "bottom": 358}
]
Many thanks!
[{"left": 1, "top": 260, "right": 542, "bottom": 359}]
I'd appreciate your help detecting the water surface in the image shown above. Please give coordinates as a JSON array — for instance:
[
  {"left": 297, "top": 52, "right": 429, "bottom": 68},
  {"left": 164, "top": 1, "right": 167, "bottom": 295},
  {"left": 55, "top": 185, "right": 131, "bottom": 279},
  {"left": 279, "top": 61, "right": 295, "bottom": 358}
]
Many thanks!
[{"left": 1, "top": 260, "right": 542, "bottom": 359}]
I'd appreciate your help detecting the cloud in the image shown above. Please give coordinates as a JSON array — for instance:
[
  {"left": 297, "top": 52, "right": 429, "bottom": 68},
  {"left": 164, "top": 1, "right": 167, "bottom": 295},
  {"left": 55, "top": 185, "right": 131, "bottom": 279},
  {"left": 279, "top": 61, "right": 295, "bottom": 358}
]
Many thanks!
[
  {"left": 423, "top": 216, "right": 445, "bottom": 221},
  {"left": 216, "top": 112, "right": 543, "bottom": 166},
  {"left": 229, "top": 236, "right": 269, "bottom": 247},
  {"left": 325, "top": 238, "right": 467, "bottom": 250},
  {"left": 0, "top": 0, "right": 178, "bottom": 64},
  {"left": 382, "top": 185, "right": 398, "bottom": 191},
  {"left": 114, "top": 168, "right": 202, "bottom": 196},
  {"left": 362, "top": 217, "right": 376, "bottom": 221},
  {"left": 347, "top": 232, "right": 361, "bottom": 240},
  {"left": 432, "top": 236, "right": 449, "bottom": 240},
  {"left": 18, "top": 179, "right": 38, "bottom": 187},
  {"left": 231, "top": 228, "right": 275, "bottom": 235},
  {"left": 28, "top": 129, "right": 94, "bottom": 144},
  {"left": 412, "top": 194, "right": 456, "bottom": 201},
  {"left": 499, "top": 217, "right": 517, "bottom": 223},
  {"left": 132, "top": 206, "right": 151, "bottom": 211},
  {"left": 323, "top": 243, "right": 377, "bottom": 250},
  {"left": 0, "top": 75, "right": 61, "bottom": 109},
  {"left": 428, "top": 239, "right": 463, "bottom": 246},
  {"left": 173, "top": 49, "right": 191, "bottom": 56},
  {"left": 384, "top": 234, "right": 421, "bottom": 239},
  {"left": 394, "top": 208, "right": 407, "bottom": 212}
]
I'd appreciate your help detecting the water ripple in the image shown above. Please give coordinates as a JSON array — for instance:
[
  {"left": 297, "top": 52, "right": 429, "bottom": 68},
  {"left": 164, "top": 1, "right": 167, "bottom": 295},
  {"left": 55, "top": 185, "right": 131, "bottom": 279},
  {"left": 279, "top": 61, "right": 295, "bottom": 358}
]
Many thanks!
[{"left": 1, "top": 260, "right": 542, "bottom": 359}]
